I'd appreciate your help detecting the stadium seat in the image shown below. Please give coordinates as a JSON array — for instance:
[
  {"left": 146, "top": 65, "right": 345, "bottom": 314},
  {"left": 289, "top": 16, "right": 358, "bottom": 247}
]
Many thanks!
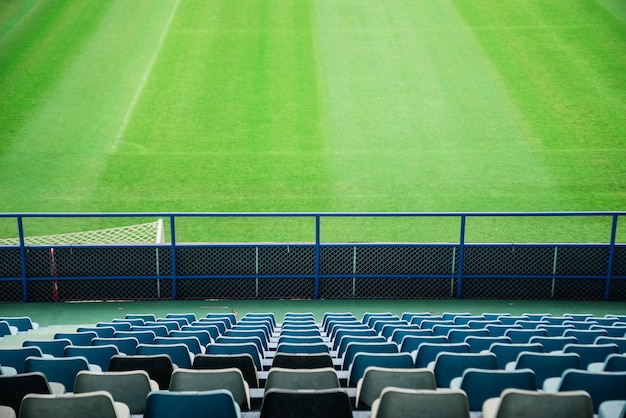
[
  {"left": 92, "top": 337, "right": 139, "bottom": 356},
  {"left": 108, "top": 354, "right": 175, "bottom": 390},
  {"left": 347, "top": 352, "right": 414, "bottom": 386},
  {"left": 169, "top": 368, "right": 250, "bottom": 410},
  {"left": 193, "top": 353, "right": 259, "bottom": 388},
  {"left": 528, "top": 336, "right": 577, "bottom": 352},
  {"left": 430, "top": 352, "right": 497, "bottom": 388},
  {"left": 450, "top": 368, "right": 537, "bottom": 411},
  {"left": 20, "top": 391, "right": 130, "bottom": 418},
  {"left": 482, "top": 388, "right": 593, "bottom": 418},
  {"left": 125, "top": 313, "right": 156, "bottom": 322},
  {"left": 563, "top": 343, "right": 619, "bottom": 368},
  {"left": 23, "top": 339, "right": 72, "bottom": 357},
  {"left": 136, "top": 343, "right": 192, "bottom": 369},
  {"left": 271, "top": 352, "right": 334, "bottom": 369},
  {"left": 53, "top": 331, "right": 97, "bottom": 346},
  {"left": 0, "top": 317, "right": 38, "bottom": 332},
  {"left": 0, "top": 347, "right": 43, "bottom": 373},
  {"left": 260, "top": 388, "right": 352, "bottom": 418},
  {"left": 588, "top": 353, "right": 626, "bottom": 372},
  {"left": 154, "top": 336, "right": 204, "bottom": 355},
  {"left": 114, "top": 330, "right": 156, "bottom": 344},
  {"left": 24, "top": 356, "right": 92, "bottom": 392},
  {"left": 355, "top": 367, "right": 436, "bottom": 408},
  {"left": 509, "top": 352, "right": 581, "bottom": 388},
  {"left": 342, "top": 342, "right": 399, "bottom": 370},
  {"left": 265, "top": 367, "right": 340, "bottom": 391},
  {"left": 74, "top": 370, "right": 158, "bottom": 414},
  {"left": 0, "top": 372, "right": 64, "bottom": 416},
  {"left": 414, "top": 342, "right": 469, "bottom": 369},
  {"left": 276, "top": 342, "right": 330, "bottom": 355},
  {"left": 64, "top": 344, "right": 119, "bottom": 372},
  {"left": 543, "top": 369, "right": 626, "bottom": 413},
  {"left": 0, "top": 321, "right": 17, "bottom": 338},
  {"left": 370, "top": 388, "right": 470, "bottom": 418},
  {"left": 489, "top": 342, "right": 543, "bottom": 369},
  {"left": 206, "top": 342, "right": 263, "bottom": 371}
]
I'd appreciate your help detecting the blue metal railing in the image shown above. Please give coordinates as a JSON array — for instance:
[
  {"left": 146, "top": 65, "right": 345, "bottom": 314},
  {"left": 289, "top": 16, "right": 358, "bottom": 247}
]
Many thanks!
[{"left": 0, "top": 211, "right": 624, "bottom": 302}]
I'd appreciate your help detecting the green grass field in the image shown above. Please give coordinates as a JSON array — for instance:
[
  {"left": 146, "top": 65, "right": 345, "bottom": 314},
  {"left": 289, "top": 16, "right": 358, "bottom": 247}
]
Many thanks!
[{"left": 0, "top": 0, "right": 625, "bottom": 243}]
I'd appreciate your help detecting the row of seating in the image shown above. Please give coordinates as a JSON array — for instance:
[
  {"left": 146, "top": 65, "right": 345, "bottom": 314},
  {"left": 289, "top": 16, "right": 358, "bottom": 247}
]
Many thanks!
[
  {"left": 0, "top": 317, "right": 39, "bottom": 338},
  {"left": 2, "top": 310, "right": 626, "bottom": 417}
]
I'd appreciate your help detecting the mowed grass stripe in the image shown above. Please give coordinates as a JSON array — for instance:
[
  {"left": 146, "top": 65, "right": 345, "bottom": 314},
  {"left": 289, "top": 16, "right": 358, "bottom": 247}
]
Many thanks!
[
  {"left": 0, "top": 1, "right": 181, "bottom": 219},
  {"left": 313, "top": 1, "right": 568, "bottom": 241},
  {"left": 96, "top": 0, "right": 329, "bottom": 241},
  {"left": 453, "top": 0, "right": 626, "bottom": 239}
]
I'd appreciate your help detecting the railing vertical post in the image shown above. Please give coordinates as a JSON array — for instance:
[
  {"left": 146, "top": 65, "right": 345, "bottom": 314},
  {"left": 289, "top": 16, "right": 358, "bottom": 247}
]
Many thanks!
[
  {"left": 604, "top": 215, "right": 618, "bottom": 301},
  {"left": 314, "top": 215, "right": 321, "bottom": 299},
  {"left": 456, "top": 215, "right": 466, "bottom": 299},
  {"left": 17, "top": 216, "right": 28, "bottom": 303},
  {"left": 170, "top": 215, "right": 177, "bottom": 300}
]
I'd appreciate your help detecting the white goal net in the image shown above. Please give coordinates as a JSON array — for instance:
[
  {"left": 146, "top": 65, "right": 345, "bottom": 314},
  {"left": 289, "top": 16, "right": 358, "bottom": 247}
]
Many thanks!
[{"left": 0, "top": 219, "right": 165, "bottom": 246}]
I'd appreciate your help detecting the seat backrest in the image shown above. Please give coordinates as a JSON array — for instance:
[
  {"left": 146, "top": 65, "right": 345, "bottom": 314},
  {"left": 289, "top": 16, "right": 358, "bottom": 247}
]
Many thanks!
[
  {"left": 514, "top": 352, "right": 581, "bottom": 388},
  {"left": 0, "top": 317, "right": 36, "bottom": 332},
  {"left": 53, "top": 332, "right": 97, "bottom": 347},
  {"left": 125, "top": 313, "right": 156, "bottom": 322},
  {"left": 19, "top": 391, "right": 128, "bottom": 418},
  {"left": 528, "top": 336, "right": 577, "bottom": 353},
  {"left": 166, "top": 313, "right": 197, "bottom": 324},
  {"left": 92, "top": 337, "right": 139, "bottom": 355},
  {"left": 563, "top": 343, "right": 619, "bottom": 368},
  {"left": 64, "top": 345, "right": 120, "bottom": 372},
  {"left": 601, "top": 353, "right": 626, "bottom": 371},
  {"left": 23, "top": 339, "right": 72, "bottom": 358},
  {"left": 260, "top": 388, "right": 352, "bottom": 418},
  {"left": 169, "top": 368, "right": 249, "bottom": 410},
  {"left": 205, "top": 343, "right": 262, "bottom": 371},
  {"left": 170, "top": 330, "right": 212, "bottom": 347},
  {"left": 342, "top": 342, "right": 398, "bottom": 370},
  {"left": 489, "top": 343, "right": 543, "bottom": 369},
  {"left": 192, "top": 353, "right": 259, "bottom": 388},
  {"left": 182, "top": 324, "right": 220, "bottom": 340},
  {"left": 108, "top": 354, "right": 174, "bottom": 390},
  {"left": 74, "top": 370, "right": 156, "bottom": 414},
  {"left": 414, "top": 343, "right": 469, "bottom": 368},
  {"left": 457, "top": 368, "right": 537, "bottom": 411},
  {"left": 271, "top": 352, "right": 334, "bottom": 369},
  {"left": 432, "top": 352, "right": 497, "bottom": 388},
  {"left": 371, "top": 388, "right": 470, "bottom": 418},
  {"left": 558, "top": 370, "right": 626, "bottom": 413},
  {"left": 400, "top": 335, "right": 447, "bottom": 353},
  {"left": 348, "top": 352, "right": 414, "bottom": 386},
  {"left": 0, "top": 347, "right": 43, "bottom": 373},
  {"left": 355, "top": 367, "right": 436, "bottom": 408},
  {"left": 276, "top": 342, "right": 329, "bottom": 355},
  {"left": 114, "top": 331, "right": 156, "bottom": 344},
  {"left": 265, "top": 367, "right": 340, "bottom": 391},
  {"left": 464, "top": 336, "right": 511, "bottom": 354},
  {"left": 0, "top": 372, "right": 52, "bottom": 415},
  {"left": 154, "top": 336, "right": 203, "bottom": 355},
  {"left": 136, "top": 343, "right": 192, "bottom": 369},
  {"left": 487, "top": 388, "right": 593, "bottom": 418},
  {"left": 335, "top": 332, "right": 381, "bottom": 354},
  {"left": 23, "top": 356, "right": 90, "bottom": 392}
]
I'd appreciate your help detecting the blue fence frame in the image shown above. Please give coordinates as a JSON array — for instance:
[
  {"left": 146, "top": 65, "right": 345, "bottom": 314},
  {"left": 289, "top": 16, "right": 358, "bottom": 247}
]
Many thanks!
[{"left": 0, "top": 211, "right": 624, "bottom": 302}]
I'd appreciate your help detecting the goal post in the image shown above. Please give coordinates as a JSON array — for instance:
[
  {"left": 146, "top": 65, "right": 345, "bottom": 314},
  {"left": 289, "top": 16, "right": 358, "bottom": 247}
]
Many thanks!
[{"left": 0, "top": 219, "right": 166, "bottom": 246}]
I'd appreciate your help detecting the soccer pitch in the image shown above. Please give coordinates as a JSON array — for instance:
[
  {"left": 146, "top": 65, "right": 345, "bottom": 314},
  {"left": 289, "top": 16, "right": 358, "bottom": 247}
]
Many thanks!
[{"left": 0, "top": 0, "right": 625, "bottom": 243}]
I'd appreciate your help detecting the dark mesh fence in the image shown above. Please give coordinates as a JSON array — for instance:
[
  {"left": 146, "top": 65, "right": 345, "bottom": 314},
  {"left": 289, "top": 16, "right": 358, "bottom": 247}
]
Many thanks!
[{"left": 1, "top": 242, "right": 624, "bottom": 302}]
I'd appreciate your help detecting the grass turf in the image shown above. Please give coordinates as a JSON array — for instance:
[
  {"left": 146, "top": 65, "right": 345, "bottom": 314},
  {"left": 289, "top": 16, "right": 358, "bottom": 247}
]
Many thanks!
[{"left": 0, "top": 0, "right": 624, "bottom": 242}]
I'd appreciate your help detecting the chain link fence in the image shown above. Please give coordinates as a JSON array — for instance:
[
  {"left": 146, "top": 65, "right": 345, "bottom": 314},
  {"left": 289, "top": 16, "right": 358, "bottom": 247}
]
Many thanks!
[
  {"left": 0, "top": 242, "right": 624, "bottom": 302},
  {"left": 0, "top": 213, "right": 624, "bottom": 302}
]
